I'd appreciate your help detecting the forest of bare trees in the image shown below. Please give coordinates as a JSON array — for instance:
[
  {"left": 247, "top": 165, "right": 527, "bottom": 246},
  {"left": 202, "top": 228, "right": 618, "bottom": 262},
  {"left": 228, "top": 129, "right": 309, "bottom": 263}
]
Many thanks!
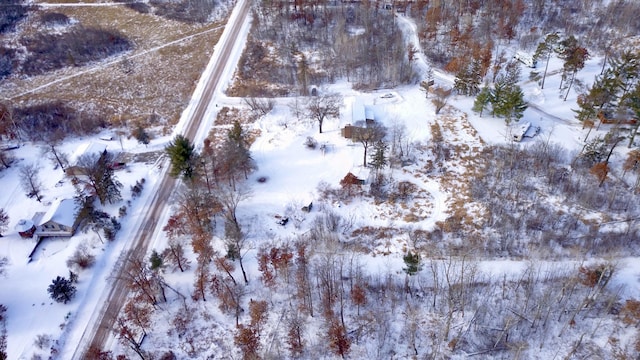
[{"left": 229, "top": 0, "right": 414, "bottom": 96}]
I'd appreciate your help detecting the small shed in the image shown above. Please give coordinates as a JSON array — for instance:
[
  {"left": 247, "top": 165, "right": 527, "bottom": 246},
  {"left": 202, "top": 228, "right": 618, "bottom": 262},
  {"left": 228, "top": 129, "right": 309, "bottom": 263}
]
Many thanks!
[
  {"left": 341, "top": 124, "right": 356, "bottom": 139},
  {"left": 34, "top": 198, "right": 80, "bottom": 238},
  {"left": 14, "top": 219, "right": 36, "bottom": 238}
]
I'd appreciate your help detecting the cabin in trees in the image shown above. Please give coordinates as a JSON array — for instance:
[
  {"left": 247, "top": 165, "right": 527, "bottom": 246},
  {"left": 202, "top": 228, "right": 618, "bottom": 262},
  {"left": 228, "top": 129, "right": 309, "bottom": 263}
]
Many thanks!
[
  {"left": 32, "top": 198, "right": 80, "bottom": 238},
  {"left": 598, "top": 111, "right": 637, "bottom": 126},
  {"left": 514, "top": 51, "right": 536, "bottom": 68}
]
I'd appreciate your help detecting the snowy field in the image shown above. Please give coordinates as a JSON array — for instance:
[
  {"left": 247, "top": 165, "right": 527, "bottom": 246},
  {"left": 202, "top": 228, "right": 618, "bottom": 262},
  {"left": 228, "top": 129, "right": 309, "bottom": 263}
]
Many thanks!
[{"left": 1, "top": 9, "right": 639, "bottom": 360}]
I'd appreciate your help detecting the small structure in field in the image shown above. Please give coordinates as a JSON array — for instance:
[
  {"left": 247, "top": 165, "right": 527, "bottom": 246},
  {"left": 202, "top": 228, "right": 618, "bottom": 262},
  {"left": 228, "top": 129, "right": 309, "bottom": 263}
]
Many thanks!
[
  {"left": 598, "top": 111, "right": 637, "bottom": 126},
  {"left": 301, "top": 201, "right": 313, "bottom": 213},
  {"left": 14, "top": 219, "right": 36, "bottom": 238},
  {"left": 514, "top": 51, "right": 537, "bottom": 68},
  {"left": 341, "top": 172, "right": 366, "bottom": 186}
]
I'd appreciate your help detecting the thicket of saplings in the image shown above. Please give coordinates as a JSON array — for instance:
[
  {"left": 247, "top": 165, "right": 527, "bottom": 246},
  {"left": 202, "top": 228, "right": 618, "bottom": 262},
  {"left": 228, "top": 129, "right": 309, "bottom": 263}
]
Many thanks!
[
  {"left": 231, "top": 2, "right": 414, "bottom": 97},
  {"left": 0, "top": 7, "right": 131, "bottom": 79},
  {"left": 0, "top": 0, "right": 29, "bottom": 34},
  {"left": 10, "top": 101, "right": 107, "bottom": 142},
  {"left": 468, "top": 141, "right": 639, "bottom": 259},
  {"left": 20, "top": 25, "right": 131, "bottom": 76},
  {"left": 308, "top": 130, "right": 639, "bottom": 261}
]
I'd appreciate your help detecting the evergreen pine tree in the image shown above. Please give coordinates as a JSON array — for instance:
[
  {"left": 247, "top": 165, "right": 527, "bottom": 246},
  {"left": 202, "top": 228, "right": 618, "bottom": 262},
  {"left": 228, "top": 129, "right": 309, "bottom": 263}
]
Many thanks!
[
  {"left": 165, "top": 134, "right": 197, "bottom": 180},
  {"left": 47, "top": 276, "right": 77, "bottom": 304},
  {"left": 149, "top": 250, "right": 164, "bottom": 271},
  {"left": 487, "top": 71, "right": 528, "bottom": 123},
  {"left": 369, "top": 140, "right": 388, "bottom": 172},
  {"left": 132, "top": 125, "right": 150, "bottom": 146},
  {"left": 403, "top": 251, "right": 421, "bottom": 276},
  {"left": 534, "top": 32, "right": 559, "bottom": 89},
  {"left": 473, "top": 86, "right": 492, "bottom": 117},
  {"left": 76, "top": 151, "right": 122, "bottom": 205},
  {"left": 454, "top": 61, "right": 482, "bottom": 96},
  {"left": 0, "top": 209, "right": 8, "bottom": 237},
  {"left": 503, "top": 86, "right": 528, "bottom": 123},
  {"left": 100, "top": 154, "right": 123, "bottom": 205}
]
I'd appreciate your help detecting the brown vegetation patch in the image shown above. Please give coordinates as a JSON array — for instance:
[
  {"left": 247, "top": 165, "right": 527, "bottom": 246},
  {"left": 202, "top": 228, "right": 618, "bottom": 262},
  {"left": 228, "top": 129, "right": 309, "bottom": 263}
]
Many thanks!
[
  {"left": 2, "top": 4, "right": 225, "bottom": 135},
  {"left": 206, "top": 107, "right": 262, "bottom": 148}
]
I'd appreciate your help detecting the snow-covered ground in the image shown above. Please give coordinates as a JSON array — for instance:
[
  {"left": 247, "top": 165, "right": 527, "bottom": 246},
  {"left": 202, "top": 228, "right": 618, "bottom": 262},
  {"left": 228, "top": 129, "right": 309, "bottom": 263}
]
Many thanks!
[
  {"left": 1, "top": 7, "right": 639, "bottom": 360},
  {"left": 0, "top": 134, "right": 167, "bottom": 359}
]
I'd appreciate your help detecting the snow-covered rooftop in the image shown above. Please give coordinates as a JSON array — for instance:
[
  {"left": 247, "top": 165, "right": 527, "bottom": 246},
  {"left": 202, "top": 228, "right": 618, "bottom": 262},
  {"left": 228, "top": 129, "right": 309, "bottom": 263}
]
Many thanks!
[
  {"left": 39, "top": 198, "right": 78, "bottom": 228},
  {"left": 352, "top": 97, "right": 366, "bottom": 123},
  {"left": 69, "top": 141, "right": 108, "bottom": 165}
]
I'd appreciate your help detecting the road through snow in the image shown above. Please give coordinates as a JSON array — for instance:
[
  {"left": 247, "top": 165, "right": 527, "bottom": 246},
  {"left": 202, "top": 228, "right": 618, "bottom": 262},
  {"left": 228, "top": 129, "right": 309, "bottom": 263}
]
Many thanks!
[{"left": 67, "top": 0, "right": 252, "bottom": 357}]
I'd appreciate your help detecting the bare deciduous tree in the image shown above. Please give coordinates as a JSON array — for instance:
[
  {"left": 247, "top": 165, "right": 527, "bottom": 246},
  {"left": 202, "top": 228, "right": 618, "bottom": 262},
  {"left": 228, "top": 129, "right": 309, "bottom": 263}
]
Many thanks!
[
  {"left": 19, "top": 163, "right": 43, "bottom": 202},
  {"left": 244, "top": 97, "right": 275, "bottom": 117},
  {"left": 306, "top": 93, "right": 342, "bottom": 134},
  {"left": 352, "top": 122, "right": 386, "bottom": 167},
  {"left": 162, "top": 239, "right": 191, "bottom": 273},
  {"left": 431, "top": 86, "right": 452, "bottom": 114},
  {"left": 42, "top": 138, "right": 68, "bottom": 172}
]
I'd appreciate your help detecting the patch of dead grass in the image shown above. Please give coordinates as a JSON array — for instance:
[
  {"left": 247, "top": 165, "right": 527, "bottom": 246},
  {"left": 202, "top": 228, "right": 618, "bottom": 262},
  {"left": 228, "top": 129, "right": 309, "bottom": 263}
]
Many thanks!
[{"left": 2, "top": 4, "right": 226, "bottom": 133}]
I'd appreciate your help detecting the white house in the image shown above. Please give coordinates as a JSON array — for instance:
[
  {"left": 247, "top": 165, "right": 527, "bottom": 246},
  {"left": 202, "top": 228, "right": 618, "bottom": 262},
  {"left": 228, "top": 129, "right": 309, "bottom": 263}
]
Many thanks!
[{"left": 33, "top": 198, "right": 80, "bottom": 238}]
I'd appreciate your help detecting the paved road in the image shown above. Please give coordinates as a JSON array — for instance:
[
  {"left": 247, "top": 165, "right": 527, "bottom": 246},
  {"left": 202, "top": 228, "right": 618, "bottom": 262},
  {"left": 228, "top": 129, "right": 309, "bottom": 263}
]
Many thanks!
[{"left": 72, "top": 0, "right": 252, "bottom": 357}]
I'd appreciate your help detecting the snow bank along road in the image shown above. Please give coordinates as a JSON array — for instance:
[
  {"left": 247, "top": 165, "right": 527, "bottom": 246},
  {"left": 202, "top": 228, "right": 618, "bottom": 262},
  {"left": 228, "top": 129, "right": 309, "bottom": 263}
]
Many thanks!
[{"left": 71, "top": 0, "right": 252, "bottom": 357}]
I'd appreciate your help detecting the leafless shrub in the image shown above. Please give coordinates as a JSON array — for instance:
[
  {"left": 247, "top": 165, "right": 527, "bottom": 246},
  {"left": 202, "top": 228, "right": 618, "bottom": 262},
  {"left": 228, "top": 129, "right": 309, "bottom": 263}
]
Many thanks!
[
  {"left": 389, "top": 181, "right": 418, "bottom": 203},
  {"left": 244, "top": 97, "right": 275, "bottom": 117},
  {"left": 33, "top": 334, "right": 51, "bottom": 350},
  {"left": 313, "top": 210, "right": 343, "bottom": 234},
  {"left": 304, "top": 136, "right": 317, "bottom": 149},
  {"left": 125, "top": 2, "right": 151, "bottom": 14},
  {"left": 0, "top": 1, "right": 30, "bottom": 34},
  {"left": 369, "top": 173, "right": 389, "bottom": 201},
  {"left": 66, "top": 244, "right": 96, "bottom": 270}
]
